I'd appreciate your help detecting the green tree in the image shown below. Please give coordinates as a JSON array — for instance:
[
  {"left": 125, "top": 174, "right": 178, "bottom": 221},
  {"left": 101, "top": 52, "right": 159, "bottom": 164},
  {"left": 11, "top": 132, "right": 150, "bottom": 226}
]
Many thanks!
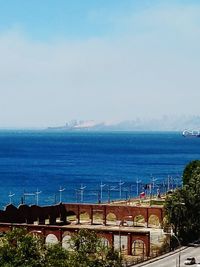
[
  {"left": 69, "top": 229, "right": 122, "bottom": 267},
  {"left": 165, "top": 160, "right": 200, "bottom": 243},
  {"left": 0, "top": 228, "right": 44, "bottom": 267},
  {"left": 45, "top": 244, "right": 69, "bottom": 267},
  {"left": 0, "top": 228, "right": 123, "bottom": 267},
  {"left": 182, "top": 160, "right": 200, "bottom": 185}
]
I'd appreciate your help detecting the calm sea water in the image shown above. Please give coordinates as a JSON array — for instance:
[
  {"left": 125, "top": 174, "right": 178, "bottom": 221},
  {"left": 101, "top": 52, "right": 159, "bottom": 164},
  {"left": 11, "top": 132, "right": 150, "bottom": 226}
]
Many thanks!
[{"left": 0, "top": 130, "right": 199, "bottom": 208}]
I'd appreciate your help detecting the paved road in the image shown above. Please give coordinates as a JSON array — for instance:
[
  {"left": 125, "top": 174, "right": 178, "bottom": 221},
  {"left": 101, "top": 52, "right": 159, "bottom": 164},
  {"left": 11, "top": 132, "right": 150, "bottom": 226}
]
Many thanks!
[{"left": 134, "top": 247, "right": 200, "bottom": 267}]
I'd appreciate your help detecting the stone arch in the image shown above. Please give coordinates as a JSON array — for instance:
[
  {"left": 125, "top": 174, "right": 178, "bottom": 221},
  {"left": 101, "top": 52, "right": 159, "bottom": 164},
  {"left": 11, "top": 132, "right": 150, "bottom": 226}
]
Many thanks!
[
  {"left": 80, "top": 212, "right": 90, "bottom": 224},
  {"left": 100, "top": 237, "right": 110, "bottom": 248},
  {"left": 45, "top": 234, "right": 59, "bottom": 245},
  {"left": 133, "top": 215, "right": 146, "bottom": 227},
  {"left": 148, "top": 214, "right": 160, "bottom": 228},
  {"left": 106, "top": 212, "right": 117, "bottom": 225},
  {"left": 93, "top": 211, "right": 103, "bottom": 225},
  {"left": 62, "top": 234, "right": 72, "bottom": 250},
  {"left": 29, "top": 230, "right": 44, "bottom": 238},
  {"left": 66, "top": 210, "right": 77, "bottom": 224},
  {"left": 132, "top": 240, "right": 146, "bottom": 257}
]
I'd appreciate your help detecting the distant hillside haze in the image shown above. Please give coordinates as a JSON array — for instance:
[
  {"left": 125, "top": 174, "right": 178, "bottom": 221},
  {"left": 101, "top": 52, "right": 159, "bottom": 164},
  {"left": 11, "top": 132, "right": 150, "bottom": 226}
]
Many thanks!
[{"left": 47, "top": 116, "right": 200, "bottom": 131}]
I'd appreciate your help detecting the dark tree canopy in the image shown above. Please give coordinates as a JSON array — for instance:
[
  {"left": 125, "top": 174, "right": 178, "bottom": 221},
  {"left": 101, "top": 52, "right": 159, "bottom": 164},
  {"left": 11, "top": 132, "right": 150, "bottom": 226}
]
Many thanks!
[
  {"left": 0, "top": 228, "right": 45, "bottom": 267},
  {"left": 182, "top": 160, "right": 200, "bottom": 185},
  {"left": 164, "top": 160, "right": 200, "bottom": 244}
]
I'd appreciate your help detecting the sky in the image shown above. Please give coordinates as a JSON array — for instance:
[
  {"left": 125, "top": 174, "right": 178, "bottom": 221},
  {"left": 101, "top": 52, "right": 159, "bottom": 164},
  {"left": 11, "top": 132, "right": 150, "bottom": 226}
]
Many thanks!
[{"left": 0, "top": 0, "right": 200, "bottom": 127}]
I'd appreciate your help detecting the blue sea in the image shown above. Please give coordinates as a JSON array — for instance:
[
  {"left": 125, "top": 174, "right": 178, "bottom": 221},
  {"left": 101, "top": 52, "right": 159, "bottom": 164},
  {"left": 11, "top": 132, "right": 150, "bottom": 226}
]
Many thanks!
[{"left": 0, "top": 130, "right": 199, "bottom": 208}]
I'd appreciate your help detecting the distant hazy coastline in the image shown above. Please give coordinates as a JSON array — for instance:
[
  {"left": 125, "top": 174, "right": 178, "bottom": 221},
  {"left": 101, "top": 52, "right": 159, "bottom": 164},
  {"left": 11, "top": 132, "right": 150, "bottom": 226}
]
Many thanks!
[{"left": 46, "top": 115, "right": 200, "bottom": 132}]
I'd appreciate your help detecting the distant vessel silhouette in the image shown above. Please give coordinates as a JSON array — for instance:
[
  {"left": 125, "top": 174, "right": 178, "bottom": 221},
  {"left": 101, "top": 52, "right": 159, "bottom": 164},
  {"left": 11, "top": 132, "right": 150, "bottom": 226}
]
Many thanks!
[{"left": 182, "top": 130, "right": 200, "bottom": 137}]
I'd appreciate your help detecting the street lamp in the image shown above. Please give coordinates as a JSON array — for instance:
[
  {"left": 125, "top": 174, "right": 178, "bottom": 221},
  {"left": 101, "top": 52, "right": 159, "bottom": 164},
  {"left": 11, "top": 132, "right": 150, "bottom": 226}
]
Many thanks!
[
  {"left": 170, "top": 228, "right": 181, "bottom": 267},
  {"left": 35, "top": 189, "right": 42, "bottom": 206},
  {"left": 119, "top": 220, "right": 123, "bottom": 257},
  {"left": 164, "top": 228, "right": 181, "bottom": 267},
  {"left": 59, "top": 186, "right": 65, "bottom": 203},
  {"left": 80, "top": 184, "right": 86, "bottom": 203},
  {"left": 136, "top": 178, "right": 141, "bottom": 196},
  {"left": 119, "top": 180, "right": 125, "bottom": 200},
  {"left": 168, "top": 202, "right": 185, "bottom": 267},
  {"left": 100, "top": 181, "right": 106, "bottom": 203}
]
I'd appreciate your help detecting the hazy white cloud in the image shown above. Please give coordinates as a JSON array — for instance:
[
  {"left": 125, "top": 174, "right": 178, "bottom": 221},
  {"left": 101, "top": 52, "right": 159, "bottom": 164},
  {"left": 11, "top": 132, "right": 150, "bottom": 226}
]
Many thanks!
[{"left": 0, "top": 2, "right": 200, "bottom": 127}]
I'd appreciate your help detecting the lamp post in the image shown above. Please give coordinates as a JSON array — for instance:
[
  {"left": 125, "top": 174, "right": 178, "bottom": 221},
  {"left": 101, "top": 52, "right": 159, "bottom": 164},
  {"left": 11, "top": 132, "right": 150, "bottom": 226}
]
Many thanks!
[
  {"left": 119, "top": 180, "right": 125, "bottom": 200},
  {"left": 163, "top": 229, "right": 181, "bottom": 267},
  {"left": 100, "top": 181, "right": 105, "bottom": 203},
  {"left": 136, "top": 178, "right": 141, "bottom": 196},
  {"left": 168, "top": 202, "right": 185, "bottom": 267},
  {"left": 80, "top": 184, "right": 86, "bottom": 203},
  {"left": 119, "top": 220, "right": 123, "bottom": 257},
  {"left": 59, "top": 186, "right": 65, "bottom": 203},
  {"left": 170, "top": 229, "right": 181, "bottom": 267},
  {"left": 35, "top": 189, "right": 42, "bottom": 206}
]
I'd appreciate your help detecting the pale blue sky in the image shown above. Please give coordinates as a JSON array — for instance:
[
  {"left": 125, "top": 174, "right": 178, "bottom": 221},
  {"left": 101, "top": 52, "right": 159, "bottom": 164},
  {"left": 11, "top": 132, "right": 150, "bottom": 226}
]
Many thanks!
[
  {"left": 0, "top": 0, "right": 200, "bottom": 127},
  {"left": 0, "top": 0, "right": 157, "bottom": 39}
]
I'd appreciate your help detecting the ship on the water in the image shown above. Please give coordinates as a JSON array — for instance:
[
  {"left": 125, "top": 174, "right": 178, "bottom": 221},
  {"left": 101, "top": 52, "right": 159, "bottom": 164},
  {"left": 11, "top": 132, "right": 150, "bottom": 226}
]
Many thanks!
[{"left": 182, "top": 130, "right": 200, "bottom": 137}]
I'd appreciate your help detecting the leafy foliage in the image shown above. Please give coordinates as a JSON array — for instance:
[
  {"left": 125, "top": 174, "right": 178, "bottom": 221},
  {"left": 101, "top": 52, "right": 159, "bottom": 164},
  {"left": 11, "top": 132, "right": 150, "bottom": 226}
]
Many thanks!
[
  {"left": 165, "top": 160, "right": 200, "bottom": 243},
  {"left": 0, "top": 228, "right": 122, "bottom": 267},
  {"left": 45, "top": 244, "right": 69, "bottom": 267},
  {"left": 69, "top": 229, "right": 122, "bottom": 267},
  {"left": 182, "top": 160, "right": 200, "bottom": 185},
  {"left": 0, "top": 228, "right": 44, "bottom": 267}
]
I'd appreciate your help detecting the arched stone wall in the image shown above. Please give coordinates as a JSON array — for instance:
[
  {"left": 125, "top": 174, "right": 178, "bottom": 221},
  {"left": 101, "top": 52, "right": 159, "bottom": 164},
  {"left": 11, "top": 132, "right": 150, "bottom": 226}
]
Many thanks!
[
  {"left": 97, "top": 233, "right": 112, "bottom": 247},
  {"left": 0, "top": 203, "right": 163, "bottom": 228},
  {"left": 133, "top": 215, "right": 146, "bottom": 227},
  {"left": 66, "top": 210, "right": 77, "bottom": 224},
  {"left": 106, "top": 212, "right": 117, "bottom": 225},
  {"left": 45, "top": 234, "right": 59, "bottom": 245},
  {"left": 62, "top": 232, "right": 72, "bottom": 250},
  {"left": 80, "top": 212, "right": 90, "bottom": 224},
  {"left": 148, "top": 214, "right": 160, "bottom": 228},
  {"left": 44, "top": 229, "right": 61, "bottom": 242},
  {"left": 64, "top": 204, "right": 163, "bottom": 227},
  {"left": 93, "top": 211, "right": 104, "bottom": 225},
  {"left": 131, "top": 235, "right": 150, "bottom": 257},
  {"left": 132, "top": 240, "right": 146, "bottom": 256},
  {"left": 0, "top": 223, "right": 150, "bottom": 256},
  {"left": 148, "top": 207, "right": 163, "bottom": 226},
  {"left": 99, "top": 237, "right": 110, "bottom": 247}
]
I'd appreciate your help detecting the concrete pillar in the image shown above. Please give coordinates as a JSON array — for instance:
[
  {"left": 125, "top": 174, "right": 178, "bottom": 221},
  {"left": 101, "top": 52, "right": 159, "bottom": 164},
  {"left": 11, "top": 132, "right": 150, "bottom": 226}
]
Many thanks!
[
  {"left": 127, "top": 233, "right": 132, "bottom": 255},
  {"left": 60, "top": 213, "right": 67, "bottom": 225},
  {"left": 103, "top": 206, "right": 107, "bottom": 226},
  {"left": 147, "top": 233, "right": 150, "bottom": 257},
  {"left": 77, "top": 206, "right": 80, "bottom": 224},
  {"left": 90, "top": 206, "right": 93, "bottom": 225},
  {"left": 58, "top": 228, "right": 62, "bottom": 243},
  {"left": 111, "top": 233, "right": 114, "bottom": 250}
]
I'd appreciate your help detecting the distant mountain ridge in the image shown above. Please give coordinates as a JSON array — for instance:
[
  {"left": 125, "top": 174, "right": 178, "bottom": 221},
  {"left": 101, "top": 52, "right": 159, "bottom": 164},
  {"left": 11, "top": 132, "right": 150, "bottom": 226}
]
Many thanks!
[{"left": 47, "top": 116, "right": 200, "bottom": 131}]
